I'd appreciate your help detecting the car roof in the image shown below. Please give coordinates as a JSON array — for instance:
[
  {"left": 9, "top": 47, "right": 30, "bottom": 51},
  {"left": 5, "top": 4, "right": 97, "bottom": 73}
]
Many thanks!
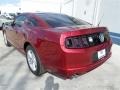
[{"left": 19, "top": 12, "right": 67, "bottom": 17}]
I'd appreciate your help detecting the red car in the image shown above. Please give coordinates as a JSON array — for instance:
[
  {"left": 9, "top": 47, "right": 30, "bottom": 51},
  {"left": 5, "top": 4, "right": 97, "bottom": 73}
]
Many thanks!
[{"left": 3, "top": 13, "right": 112, "bottom": 78}]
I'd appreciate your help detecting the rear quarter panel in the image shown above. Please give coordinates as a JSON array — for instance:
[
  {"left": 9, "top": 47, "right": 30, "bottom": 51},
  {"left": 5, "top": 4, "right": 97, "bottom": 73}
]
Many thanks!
[{"left": 29, "top": 28, "right": 65, "bottom": 72}]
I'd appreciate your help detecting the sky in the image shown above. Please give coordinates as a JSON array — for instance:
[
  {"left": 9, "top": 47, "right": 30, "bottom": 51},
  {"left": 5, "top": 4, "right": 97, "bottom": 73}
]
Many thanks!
[
  {"left": 0, "top": 0, "right": 20, "bottom": 5},
  {"left": 0, "top": 0, "right": 61, "bottom": 13},
  {"left": 20, "top": 0, "right": 61, "bottom": 12}
]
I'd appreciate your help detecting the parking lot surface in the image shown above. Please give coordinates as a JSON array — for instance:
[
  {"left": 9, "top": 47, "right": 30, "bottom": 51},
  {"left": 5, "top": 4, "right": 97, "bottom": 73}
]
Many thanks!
[{"left": 0, "top": 31, "right": 120, "bottom": 90}]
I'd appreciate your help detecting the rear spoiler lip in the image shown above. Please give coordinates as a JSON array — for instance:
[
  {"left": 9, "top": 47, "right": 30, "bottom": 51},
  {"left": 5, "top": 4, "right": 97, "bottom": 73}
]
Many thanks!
[
  {"left": 62, "top": 27, "right": 108, "bottom": 37},
  {"left": 60, "top": 27, "right": 108, "bottom": 46}
]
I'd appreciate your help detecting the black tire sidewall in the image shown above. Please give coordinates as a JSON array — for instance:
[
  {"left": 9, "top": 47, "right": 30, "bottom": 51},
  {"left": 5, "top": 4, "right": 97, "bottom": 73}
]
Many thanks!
[{"left": 26, "top": 45, "right": 44, "bottom": 76}]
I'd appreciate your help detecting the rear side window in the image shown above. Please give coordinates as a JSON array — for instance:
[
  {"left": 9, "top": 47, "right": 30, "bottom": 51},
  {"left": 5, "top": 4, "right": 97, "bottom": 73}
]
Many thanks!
[
  {"left": 37, "top": 13, "right": 89, "bottom": 28},
  {"left": 27, "top": 18, "right": 38, "bottom": 27}
]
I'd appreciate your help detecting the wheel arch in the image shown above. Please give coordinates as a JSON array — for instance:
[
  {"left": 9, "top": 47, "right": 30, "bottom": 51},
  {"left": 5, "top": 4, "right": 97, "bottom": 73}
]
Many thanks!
[
  {"left": 24, "top": 41, "right": 38, "bottom": 53},
  {"left": 24, "top": 42, "right": 31, "bottom": 51}
]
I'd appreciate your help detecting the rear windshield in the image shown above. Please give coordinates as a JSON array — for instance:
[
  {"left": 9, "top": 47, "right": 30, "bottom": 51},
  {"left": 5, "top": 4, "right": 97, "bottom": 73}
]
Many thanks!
[{"left": 37, "top": 13, "right": 90, "bottom": 28}]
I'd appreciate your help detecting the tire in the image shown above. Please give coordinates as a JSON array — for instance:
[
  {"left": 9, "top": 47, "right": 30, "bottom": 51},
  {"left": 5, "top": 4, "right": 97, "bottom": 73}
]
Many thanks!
[
  {"left": 26, "top": 45, "right": 45, "bottom": 76},
  {"left": 3, "top": 31, "right": 11, "bottom": 47}
]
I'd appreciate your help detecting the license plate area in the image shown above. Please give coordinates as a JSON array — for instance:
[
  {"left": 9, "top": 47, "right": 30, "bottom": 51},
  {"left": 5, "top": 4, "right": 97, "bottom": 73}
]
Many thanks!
[{"left": 97, "top": 49, "right": 106, "bottom": 59}]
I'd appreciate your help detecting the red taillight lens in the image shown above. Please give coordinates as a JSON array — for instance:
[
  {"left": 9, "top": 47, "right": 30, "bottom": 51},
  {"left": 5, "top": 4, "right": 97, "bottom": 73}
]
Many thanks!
[
  {"left": 65, "top": 31, "right": 110, "bottom": 49},
  {"left": 65, "top": 38, "right": 73, "bottom": 47},
  {"left": 81, "top": 36, "right": 89, "bottom": 47},
  {"left": 65, "top": 36, "right": 89, "bottom": 48}
]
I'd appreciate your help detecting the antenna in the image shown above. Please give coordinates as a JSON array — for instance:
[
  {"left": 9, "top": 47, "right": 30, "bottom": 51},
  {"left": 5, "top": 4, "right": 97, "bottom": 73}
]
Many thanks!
[{"left": 98, "top": 13, "right": 104, "bottom": 27}]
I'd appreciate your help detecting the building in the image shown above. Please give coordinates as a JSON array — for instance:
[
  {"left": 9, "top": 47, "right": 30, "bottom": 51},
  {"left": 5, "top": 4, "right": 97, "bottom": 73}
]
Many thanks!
[
  {"left": 0, "top": 0, "right": 119, "bottom": 45},
  {"left": 61, "top": 0, "right": 120, "bottom": 45},
  {"left": 0, "top": 0, "right": 61, "bottom": 14}
]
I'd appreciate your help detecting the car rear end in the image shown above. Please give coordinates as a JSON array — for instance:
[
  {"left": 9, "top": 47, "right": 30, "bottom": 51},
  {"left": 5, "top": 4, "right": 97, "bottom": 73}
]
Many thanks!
[{"left": 59, "top": 27, "right": 112, "bottom": 78}]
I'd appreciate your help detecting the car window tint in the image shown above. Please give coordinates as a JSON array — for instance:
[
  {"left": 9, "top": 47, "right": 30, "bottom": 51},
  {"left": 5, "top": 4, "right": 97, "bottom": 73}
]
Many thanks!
[
  {"left": 27, "top": 18, "right": 38, "bottom": 27},
  {"left": 37, "top": 13, "right": 89, "bottom": 28},
  {"left": 15, "top": 15, "right": 26, "bottom": 27}
]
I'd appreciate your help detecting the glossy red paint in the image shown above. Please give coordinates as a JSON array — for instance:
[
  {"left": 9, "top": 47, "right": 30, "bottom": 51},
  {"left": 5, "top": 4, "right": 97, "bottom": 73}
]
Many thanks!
[{"left": 4, "top": 13, "right": 112, "bottom": 78}]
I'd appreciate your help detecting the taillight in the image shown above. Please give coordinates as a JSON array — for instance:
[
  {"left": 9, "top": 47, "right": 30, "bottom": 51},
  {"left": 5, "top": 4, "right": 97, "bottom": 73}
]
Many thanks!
[
  {"left": 66, "top": 38, "right": 73, "bottom": 47},
  {"left": 65, "top": 36, "right": 89, "bottom": 48},
  {"left": 104, "top": 31, "right": 110, "bottom": 41},
  {"left": 65, "top": 31, "right": 110, "bottom": 49}
]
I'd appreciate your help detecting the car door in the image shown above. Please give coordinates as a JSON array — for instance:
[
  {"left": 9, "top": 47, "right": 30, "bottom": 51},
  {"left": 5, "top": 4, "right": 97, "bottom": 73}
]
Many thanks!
[
  {"left": 5, "top": 21, "right": 16, "bottom": 45},
  {"left": 12, "top": 15, "right": 27, "bottom": 49}
]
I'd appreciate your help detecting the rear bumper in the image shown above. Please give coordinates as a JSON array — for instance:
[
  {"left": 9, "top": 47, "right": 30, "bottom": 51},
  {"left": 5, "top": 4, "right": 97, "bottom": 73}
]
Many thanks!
[
  {"left": 58, "top": 52, "right": 111, "bottom": 78},
  {"left": 57, "top": 40, "right": 112, "bottom": 78}
]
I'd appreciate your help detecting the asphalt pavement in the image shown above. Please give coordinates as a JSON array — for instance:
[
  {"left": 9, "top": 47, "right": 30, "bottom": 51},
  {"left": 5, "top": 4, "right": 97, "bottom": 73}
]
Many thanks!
[{"left": 0, "top": 31, "right": 120, "bottom": 90}]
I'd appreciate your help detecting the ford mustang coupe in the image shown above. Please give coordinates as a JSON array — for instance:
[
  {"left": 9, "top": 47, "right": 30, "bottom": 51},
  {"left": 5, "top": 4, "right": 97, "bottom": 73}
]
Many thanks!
[{"left": 3, "top": 13, "right": 112, "bottom": 78}]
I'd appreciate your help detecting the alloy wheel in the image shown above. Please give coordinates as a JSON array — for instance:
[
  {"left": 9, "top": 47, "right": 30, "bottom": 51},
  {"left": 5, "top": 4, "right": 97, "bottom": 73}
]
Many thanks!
[{"left": 27, "top": 50, "right": 37, "bottom": 71}]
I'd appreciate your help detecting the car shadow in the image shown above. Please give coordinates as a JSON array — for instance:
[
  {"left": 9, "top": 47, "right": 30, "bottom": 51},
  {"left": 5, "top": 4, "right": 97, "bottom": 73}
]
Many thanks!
[
  {"left": 0, "top": 48, "right": 15, "bottom": 62},
  {"left": 44, "top": 76, "right": 59, "bottom": 90}
]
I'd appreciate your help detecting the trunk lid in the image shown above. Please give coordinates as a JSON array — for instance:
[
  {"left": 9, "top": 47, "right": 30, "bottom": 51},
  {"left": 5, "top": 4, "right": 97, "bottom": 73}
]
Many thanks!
[
  {"left": 51, "top": 25, "right": 108, "bottom": 36},
  {"left": 59, "top": 26, "right": 110, "bottom": 48}
]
